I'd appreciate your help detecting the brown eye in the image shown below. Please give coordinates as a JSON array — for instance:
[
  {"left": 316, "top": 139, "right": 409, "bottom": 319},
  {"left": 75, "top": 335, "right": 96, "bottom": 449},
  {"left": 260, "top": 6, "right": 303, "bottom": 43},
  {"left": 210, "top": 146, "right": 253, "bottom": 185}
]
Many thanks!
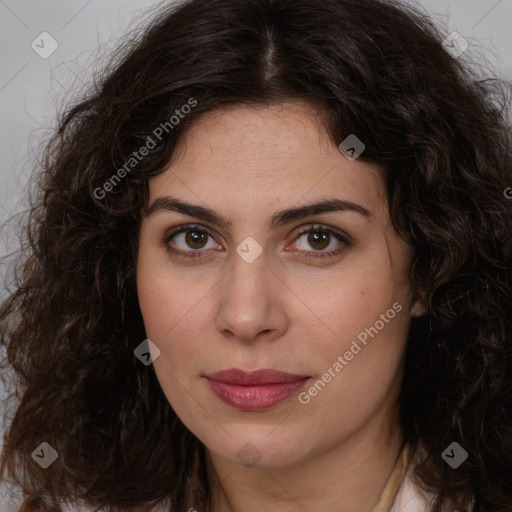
[
  {"left": 184, "top": 230, "right": 209, "bottom": 249},
  {"left": 291, "top": 224, "right": 352, "bottom": 260},
  {"left": 162, "top": 224, "right": 219, "bottom": 259},
  {"left": 307, "top": 230, "right": 331, "bottom": 251}
]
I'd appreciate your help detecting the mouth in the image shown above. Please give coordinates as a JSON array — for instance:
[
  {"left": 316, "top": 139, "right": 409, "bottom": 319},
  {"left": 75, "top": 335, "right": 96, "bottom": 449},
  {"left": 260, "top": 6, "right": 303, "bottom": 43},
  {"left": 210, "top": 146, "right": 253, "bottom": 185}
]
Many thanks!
[{"left": 204, "top": 368, "right": 311, "bottom": 411}]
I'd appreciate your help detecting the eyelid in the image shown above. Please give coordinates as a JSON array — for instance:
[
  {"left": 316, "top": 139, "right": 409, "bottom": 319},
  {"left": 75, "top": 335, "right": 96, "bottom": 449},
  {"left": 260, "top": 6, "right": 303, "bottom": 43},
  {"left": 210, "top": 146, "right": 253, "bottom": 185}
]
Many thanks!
[
  {"left": 163, "top": 222, "right": 352, "bottom": 242},
  {"left": 293, "top": 223, "right": 353, "bottom": 244},
  {"left": 161, "top": 223, "right": 220, "bottom": 254},
  {"left": 163, "top": 223, "right": 218, "bottom": 245},
  {"left": 162, "top": 222, "right": 352, "bottom": 259}
]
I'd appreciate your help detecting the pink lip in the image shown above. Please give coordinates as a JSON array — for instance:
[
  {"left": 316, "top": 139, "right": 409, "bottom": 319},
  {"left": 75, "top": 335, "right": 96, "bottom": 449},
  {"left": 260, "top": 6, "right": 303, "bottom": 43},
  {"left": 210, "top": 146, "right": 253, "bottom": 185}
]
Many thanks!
[{"left": 205, "top": 368, "right": 310, "bottom": 411}]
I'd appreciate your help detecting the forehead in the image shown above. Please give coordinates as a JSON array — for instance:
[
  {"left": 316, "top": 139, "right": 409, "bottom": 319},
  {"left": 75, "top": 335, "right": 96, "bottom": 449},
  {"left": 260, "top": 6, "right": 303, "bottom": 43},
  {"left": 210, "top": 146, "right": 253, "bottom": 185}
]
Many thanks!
[{"left": 147, "top": 101, "right": 386, "bottom": 216}]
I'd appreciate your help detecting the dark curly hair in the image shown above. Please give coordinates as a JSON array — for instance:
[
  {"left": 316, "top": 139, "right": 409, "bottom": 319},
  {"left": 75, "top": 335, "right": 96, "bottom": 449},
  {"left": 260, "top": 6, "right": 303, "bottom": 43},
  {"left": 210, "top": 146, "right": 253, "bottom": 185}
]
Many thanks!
[{"left": 1, "top": 0, "right": 511, "bottom": 510}]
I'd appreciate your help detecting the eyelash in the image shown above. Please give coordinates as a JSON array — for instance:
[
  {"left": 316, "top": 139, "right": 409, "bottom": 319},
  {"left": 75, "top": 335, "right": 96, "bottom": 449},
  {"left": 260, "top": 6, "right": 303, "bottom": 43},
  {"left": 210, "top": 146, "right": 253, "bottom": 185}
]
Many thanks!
[{"left": 161, "top": 223, "right": 352, "bottom": 260}]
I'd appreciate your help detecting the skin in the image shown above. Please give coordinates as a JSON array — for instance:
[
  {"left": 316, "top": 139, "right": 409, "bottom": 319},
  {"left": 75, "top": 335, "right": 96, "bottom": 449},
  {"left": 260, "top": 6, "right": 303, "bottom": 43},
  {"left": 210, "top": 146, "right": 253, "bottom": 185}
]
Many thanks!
[{"left": 136, "top": 101, "right": 426, "bottom": 512}]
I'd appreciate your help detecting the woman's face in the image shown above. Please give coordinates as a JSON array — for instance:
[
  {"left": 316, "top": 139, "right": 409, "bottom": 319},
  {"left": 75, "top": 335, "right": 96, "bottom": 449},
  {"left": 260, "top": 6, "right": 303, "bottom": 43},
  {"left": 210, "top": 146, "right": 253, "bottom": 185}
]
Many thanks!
[{"left": 137, "top": 101, "right": 420, "bottom": 470}]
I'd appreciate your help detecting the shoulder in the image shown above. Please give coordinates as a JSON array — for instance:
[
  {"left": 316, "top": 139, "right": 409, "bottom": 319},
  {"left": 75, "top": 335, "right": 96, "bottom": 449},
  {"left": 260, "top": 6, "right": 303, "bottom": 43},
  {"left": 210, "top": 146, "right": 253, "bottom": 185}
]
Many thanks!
[
  {"left": 389, "top": 468, "right": 434, "bottom": 512},
  {"left": 390, "top": 444, "right": 474, "bottom": 512}
]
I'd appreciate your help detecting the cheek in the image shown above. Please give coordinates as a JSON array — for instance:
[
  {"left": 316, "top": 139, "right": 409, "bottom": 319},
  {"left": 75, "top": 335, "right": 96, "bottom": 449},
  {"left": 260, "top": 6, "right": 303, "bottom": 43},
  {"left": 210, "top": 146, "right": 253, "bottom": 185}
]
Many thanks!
[
  {"left": 136, "top": 249, "right": 212, "bottom": 379},
  {"left": 297, "top": 249, "right": 411, "bottom": 412},
  {"left": 136, "top": 264, "right": 171, "bottom": 339},
  {"left": 136, "top": 247, "right": 180, "bottom": 358},
  {"left": 137, "top": 272, "right": 197, "bottom": 359},
  {"left": 304, "top": 259, "right": 409, "bottom": 355},
  {"left": 137, "top": 237, "right": 189, "bottom": 337},
  {"left": 136, "top": 263, "right": 203, "bottom": 419}
]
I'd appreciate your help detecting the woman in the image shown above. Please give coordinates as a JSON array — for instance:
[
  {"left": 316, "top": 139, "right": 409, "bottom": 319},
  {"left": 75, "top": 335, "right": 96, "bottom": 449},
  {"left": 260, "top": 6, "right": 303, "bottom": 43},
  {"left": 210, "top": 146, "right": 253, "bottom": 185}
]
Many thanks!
[{"left": 1, "top": 0, "right": 511, "bottom": 511}]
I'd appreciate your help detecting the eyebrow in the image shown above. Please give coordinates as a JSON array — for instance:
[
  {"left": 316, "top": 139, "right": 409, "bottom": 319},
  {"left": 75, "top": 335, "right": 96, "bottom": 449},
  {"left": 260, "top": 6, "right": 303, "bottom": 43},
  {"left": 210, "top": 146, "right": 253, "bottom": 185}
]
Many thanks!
[{"left": 143, "top": 196, "right": 371, "bottom": 229}]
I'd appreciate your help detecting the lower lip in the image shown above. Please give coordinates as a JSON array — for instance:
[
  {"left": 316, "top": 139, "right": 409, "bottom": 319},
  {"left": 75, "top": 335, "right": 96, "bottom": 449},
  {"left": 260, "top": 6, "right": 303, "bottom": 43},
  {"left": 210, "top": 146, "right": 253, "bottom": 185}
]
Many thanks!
[{"left": 206, "top": 378, "right": 310, "bottom": 411}]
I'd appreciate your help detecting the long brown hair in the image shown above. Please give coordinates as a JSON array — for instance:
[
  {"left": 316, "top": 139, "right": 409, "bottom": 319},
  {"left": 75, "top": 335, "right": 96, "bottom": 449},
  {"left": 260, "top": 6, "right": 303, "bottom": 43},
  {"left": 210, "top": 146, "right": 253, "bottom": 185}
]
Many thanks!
[{"left": 1, "top": 0, "right": 511, "bottom": 510}]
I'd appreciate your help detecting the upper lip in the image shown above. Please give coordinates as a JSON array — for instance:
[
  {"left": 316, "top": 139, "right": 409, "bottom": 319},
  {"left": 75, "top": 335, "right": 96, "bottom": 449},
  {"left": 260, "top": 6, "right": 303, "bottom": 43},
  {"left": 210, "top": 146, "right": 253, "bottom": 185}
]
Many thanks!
[{"left": 205, "top": 368, "right": 310, "bottom": 385}]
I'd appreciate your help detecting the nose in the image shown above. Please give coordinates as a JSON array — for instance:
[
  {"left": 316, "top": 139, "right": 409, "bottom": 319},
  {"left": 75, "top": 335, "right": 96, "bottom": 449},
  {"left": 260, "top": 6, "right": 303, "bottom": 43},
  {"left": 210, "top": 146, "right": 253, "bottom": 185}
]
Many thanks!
[{"left": 215, "top": 248, "right": 289, "bottom": 344}]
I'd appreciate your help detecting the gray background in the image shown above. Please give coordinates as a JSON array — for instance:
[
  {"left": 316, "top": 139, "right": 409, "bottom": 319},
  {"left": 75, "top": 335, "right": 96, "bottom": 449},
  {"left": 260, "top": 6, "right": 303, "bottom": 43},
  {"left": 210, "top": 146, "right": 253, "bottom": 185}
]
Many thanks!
[{"left": 0, "top": 0, "right": 511, "bottom": 508}]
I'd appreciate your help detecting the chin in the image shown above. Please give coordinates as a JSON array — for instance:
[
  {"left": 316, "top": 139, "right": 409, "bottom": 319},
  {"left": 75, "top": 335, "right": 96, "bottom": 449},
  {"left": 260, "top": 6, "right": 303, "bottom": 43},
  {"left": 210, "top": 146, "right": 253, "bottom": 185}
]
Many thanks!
[{"left": 203, "top": 430, "right": 310, "bottom": 469}]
